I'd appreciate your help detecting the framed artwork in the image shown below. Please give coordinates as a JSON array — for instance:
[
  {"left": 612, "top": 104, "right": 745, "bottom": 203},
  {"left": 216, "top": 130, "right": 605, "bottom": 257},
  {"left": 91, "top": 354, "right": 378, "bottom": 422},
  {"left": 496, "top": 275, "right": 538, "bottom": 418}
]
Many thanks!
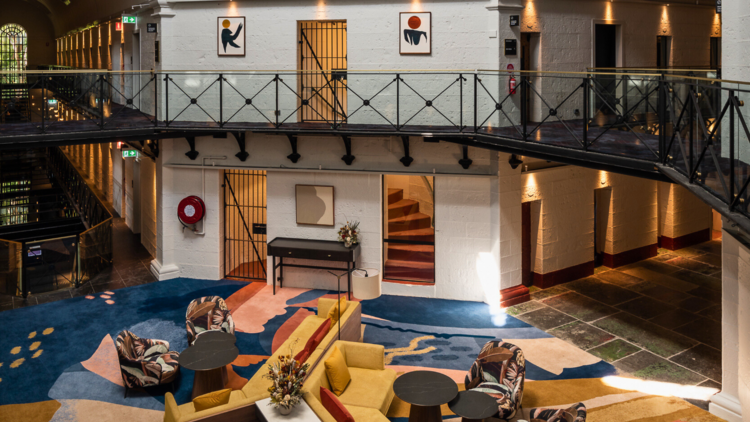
[
  {"left": 400, "top": 12, "right": 431, "bottom": 55},
  {"left": 218, "top": 16, "right": 245, "bottom": 56},
  {"left": 296, "top": 185, "right": 335, "bottom": 226}
]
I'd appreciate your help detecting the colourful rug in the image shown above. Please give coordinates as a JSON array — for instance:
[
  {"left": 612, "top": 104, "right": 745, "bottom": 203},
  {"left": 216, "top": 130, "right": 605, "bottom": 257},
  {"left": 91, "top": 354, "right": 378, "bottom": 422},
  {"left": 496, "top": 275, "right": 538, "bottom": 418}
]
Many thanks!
[{"left": 0, "top": 279, "right": 722, "bottom": 421}]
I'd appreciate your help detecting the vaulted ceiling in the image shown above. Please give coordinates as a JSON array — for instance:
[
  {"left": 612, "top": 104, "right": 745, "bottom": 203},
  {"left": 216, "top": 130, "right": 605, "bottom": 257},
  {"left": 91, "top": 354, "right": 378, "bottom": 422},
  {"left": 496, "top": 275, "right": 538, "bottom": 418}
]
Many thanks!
[{"left": 16, "top": 0, "right": 148, "bottom": 36}]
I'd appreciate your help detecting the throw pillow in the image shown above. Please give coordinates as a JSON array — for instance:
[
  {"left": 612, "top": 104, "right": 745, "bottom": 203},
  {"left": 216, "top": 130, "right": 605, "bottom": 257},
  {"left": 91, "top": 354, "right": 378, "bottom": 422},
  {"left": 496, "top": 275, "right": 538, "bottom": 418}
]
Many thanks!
[
  {"left": 192, "top": 388, "right": 232, "bottom": 412},
  {"left": 320, "top": 387, "right": 355, "bottom": 422},
  {"left": 327, "top": 298, "right": 348, "bottom": 329},
  {"left": 324, "top": 346, "right": 351, "bottom": 396},
  {"left": 294, "top": 347, "right": 310, "bottom": 364},
  {"left": 302, "top": 318, "right": 331, "bottom": 356}
]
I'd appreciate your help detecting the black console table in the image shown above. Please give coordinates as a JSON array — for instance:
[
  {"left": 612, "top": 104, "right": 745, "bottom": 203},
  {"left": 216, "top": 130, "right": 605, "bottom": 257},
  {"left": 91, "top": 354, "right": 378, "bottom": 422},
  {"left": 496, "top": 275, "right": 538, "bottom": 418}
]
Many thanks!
[{"left": 267, "top": 237, "right": 361, "bottom": 299}]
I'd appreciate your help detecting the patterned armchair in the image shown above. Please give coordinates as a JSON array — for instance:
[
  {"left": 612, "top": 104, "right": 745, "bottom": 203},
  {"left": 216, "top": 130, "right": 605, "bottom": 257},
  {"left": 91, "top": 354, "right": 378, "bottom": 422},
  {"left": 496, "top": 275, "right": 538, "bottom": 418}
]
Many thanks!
[
  {"left": 115, "top": 330, "right": 180, "bottom": 397},
  {"left": 186, "top": 296, "right": 235, "bottom": 345},
  {"left": 464, "top": 340, "right": 526, "bottom": 420},
  {"left": 529, "top": 402, "right": 587, "bottom": 422}
]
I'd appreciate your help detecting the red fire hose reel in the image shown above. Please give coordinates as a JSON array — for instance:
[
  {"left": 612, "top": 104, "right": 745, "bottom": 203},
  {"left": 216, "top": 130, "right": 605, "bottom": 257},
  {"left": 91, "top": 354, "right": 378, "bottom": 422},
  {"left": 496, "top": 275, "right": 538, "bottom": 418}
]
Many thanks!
[{"left": 178, "top": 196, "right": 206, "bottom": 227}]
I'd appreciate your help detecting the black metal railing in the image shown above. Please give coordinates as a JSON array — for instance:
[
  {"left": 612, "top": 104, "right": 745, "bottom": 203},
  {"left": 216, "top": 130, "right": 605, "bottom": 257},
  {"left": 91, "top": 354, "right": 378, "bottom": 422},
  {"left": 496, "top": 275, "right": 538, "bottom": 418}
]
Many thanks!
[{"left": 1, "top": 69, "right": 749, "bottom": 222}]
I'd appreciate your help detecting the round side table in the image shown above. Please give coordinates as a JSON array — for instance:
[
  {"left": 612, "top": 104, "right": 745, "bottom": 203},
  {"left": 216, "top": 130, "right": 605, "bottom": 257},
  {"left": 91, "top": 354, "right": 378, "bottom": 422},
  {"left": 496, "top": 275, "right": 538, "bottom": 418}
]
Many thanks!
[
  {"left": 448, "top": 390, "right": 499, "bottom": 422},
  {"left": 181, "top": 331, "right": 238, "bottom": 399},
  {"left": 393, "top": 371, "right": 458, "bottom": 422}
]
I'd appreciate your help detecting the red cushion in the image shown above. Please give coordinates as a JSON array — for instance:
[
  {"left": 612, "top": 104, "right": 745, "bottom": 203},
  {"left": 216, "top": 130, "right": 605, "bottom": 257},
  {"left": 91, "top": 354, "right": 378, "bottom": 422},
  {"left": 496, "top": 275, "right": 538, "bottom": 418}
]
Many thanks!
[
  {"left": 320, "top": 387, "right": 354, "bottom": 422},
  {"left": 294, "top": 347, "right": 310, "bottom": 363},
  {"left": 302, "top": 318, "right": 331, "bottom": 354}
]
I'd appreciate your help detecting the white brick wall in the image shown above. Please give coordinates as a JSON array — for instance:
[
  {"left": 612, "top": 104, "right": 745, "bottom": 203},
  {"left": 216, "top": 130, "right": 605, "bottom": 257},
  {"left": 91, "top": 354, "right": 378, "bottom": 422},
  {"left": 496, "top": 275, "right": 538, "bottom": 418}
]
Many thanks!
[
  {"left": 658, "top": 182, "right": 712, "bottom": 239},
  {"left": 140, "top": 158, "right": 158, "bottom": 258}
]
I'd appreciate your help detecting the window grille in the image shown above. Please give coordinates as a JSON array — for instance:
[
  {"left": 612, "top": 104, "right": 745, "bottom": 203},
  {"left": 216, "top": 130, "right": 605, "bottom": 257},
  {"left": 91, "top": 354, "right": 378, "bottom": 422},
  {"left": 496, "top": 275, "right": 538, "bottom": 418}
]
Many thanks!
[{"left": 0, "top": 23, "right": 28, "bottom": 83}]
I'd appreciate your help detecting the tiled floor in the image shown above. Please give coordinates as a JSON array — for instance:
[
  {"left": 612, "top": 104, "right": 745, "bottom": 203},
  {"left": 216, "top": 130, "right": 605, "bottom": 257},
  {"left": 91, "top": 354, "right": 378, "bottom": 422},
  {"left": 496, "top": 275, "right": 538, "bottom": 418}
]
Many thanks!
[
  {"left": 0, "top": 219, "right": 157, "bottom": 312},
  {"left": 508, "top": 240, "right": 723, "bottom": 396}
]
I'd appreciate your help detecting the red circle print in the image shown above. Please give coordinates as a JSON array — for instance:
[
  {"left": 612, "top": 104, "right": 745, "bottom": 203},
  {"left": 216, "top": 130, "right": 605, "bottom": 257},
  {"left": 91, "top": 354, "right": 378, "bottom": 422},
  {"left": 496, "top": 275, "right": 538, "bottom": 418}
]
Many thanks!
[{"left": 408, "top": 16, "right": 421, "bottom": 29}]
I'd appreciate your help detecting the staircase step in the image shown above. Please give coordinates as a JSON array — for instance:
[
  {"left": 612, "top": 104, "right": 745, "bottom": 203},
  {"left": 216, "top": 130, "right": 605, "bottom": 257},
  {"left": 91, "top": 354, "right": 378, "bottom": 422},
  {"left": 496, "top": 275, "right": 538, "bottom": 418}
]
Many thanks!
[
  {"left": 387, "top": 244, "right": 435, "bottom": 262},
  {"left": 387, "top": 188, "right": 403, "bottom": 205},
  {"left": 388, "top": 212, "right": 432, "bottom": 232},
  {"left": 388, "top": 199, "right": 420, "bottom": 219},
  {"left": 388, "top": 228, "right": 435, "bottom": 243},
  {"left": 384, "top": 260, "right": 435, "bottom": 282}
]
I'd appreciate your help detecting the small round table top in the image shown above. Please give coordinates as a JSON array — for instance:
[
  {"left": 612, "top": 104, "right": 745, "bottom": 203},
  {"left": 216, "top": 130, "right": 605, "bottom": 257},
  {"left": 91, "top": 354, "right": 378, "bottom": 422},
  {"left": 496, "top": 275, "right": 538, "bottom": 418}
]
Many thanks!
[
  {"left": 393, "top": 371, "right": 458, "bottom": 407},
  {"left": 181, "top": 333, "right": 238, "bottom": 371},
  {"left": 448, "top": 390, "right": 498, "bottom": 420}
]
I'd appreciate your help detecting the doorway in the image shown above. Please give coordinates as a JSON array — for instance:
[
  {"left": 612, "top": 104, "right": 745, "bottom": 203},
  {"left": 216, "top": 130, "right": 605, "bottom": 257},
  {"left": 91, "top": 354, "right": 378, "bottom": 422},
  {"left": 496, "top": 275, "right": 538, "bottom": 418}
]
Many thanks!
[
  {"left": 594, "top": 24, "right": 619, "bottom": 115},
  {"left": 656, "top": 36, "right": 671, "bottom": 68},
  {"left": 298, "top": 21, "right": 347, "bottom": 123},
  {"left": 522, "top": 200, "right": 541, "bottom": 286},
  {"left": 131, "top": 33, "right": 141, "bottom": 109},
  {"left": 594, "top": 188, "right": 612, "bottom": 267},
  {"left": 224, "top": 170, "right": 267, "bottom": 281},
  {"left": 520, "top": 33, "right": 541, "bottom": 122},
  {"left": 710, "top": 37, "right": 721, "bottom": 69}
]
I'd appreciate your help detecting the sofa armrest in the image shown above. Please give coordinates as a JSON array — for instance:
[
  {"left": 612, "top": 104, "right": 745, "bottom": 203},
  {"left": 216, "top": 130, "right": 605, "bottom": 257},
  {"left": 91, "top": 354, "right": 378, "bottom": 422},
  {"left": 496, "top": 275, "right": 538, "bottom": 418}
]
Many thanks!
[
  {"left": 164, "top": 392, "right": 181, "bottom": 422},
  {"left": 341, "top": 341, "right": 385, "bottom": 370},
  {"left": 304, "top": 391, "right": 338, "bottom": 422},
  {"left": 317, "top": 298, "right": 336, "bottom": 318}
]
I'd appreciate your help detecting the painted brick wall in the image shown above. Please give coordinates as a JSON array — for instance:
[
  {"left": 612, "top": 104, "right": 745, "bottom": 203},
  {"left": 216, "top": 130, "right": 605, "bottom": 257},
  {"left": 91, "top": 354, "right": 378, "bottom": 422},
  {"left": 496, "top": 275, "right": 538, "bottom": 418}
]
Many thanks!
[
  {"left": 609, "top": 172, "right": 658, "bottom": 254},
  {"left": 140, "top": 158, "right": 158, "bottom": 258},
  {"left": 658, "top": 182, "right": 712, "bottom": 239}
]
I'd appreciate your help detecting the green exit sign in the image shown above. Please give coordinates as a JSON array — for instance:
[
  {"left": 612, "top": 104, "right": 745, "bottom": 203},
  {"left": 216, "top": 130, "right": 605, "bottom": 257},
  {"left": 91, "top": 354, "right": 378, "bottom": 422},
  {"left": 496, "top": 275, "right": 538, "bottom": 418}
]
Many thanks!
[
  {"left": 122, "top": 150, "right": 138, "bottom": 158},
  {"left": 122, "top": 15, "right": 136, "bottom": 24}
]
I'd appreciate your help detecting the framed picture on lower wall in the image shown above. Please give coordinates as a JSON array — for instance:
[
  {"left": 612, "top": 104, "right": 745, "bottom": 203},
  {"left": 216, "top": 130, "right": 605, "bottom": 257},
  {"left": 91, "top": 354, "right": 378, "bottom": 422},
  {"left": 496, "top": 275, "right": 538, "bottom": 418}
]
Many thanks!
[
  {"left": 218, "top": 16, "right": 245, "bottom": 56},
  {"left": 296, "top": 185, "right": 335, "bottom": 226}
]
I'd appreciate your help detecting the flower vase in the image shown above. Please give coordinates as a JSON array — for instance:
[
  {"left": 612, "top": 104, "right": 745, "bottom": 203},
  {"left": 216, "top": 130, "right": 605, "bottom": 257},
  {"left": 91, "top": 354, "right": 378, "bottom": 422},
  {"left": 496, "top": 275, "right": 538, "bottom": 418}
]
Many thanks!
[
  {"left": 278, "top": 406, "right": 292, "bottom": 416},
  {"left": 344, "top": 239, "right": 353, "bottom": 248}
]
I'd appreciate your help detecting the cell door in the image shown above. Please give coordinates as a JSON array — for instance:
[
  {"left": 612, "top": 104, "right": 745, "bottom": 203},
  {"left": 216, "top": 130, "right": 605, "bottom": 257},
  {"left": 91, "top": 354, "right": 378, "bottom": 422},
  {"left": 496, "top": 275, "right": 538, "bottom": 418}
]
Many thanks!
[
  {"left": 224, "top": 170, "right": 267, "bottom": 280},
  {"left": 657, "top": 36, "right": 671, "bottom": 68},
  {"left": 298, "top": 21, "right": 347, "bottom": 123}
]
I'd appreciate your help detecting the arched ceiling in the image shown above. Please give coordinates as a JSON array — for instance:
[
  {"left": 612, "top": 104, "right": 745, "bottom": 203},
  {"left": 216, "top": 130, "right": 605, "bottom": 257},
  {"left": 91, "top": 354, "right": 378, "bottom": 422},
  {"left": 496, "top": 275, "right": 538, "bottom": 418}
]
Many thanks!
[{"left": 11, "top": 0, "right": 150, "bottom": 37}]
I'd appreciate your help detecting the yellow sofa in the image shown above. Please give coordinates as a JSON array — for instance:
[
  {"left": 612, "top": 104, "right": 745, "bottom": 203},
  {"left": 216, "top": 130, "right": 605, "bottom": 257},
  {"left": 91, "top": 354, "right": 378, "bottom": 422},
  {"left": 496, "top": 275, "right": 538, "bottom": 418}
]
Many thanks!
[
  {"left": 302, "top": 341, "right": 396, "bottom": 422},
  {"left": 164, "top": 298, "right": 362, "bottom": 422}
]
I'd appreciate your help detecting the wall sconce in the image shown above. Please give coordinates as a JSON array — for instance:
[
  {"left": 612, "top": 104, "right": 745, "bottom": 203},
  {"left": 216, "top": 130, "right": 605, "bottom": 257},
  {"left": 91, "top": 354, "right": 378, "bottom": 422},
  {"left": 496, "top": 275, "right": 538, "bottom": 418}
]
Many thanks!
[{"left": 509, "top": 154, "right": 524, "bottom": 169}]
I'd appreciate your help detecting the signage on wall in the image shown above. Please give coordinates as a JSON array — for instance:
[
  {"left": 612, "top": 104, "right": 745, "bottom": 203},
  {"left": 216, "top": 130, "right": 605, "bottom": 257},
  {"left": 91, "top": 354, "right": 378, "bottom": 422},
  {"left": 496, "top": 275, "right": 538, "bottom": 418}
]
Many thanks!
[
  {"left": 716, "top": 0, "right": 721, "bottom": 13},
  {"left": 147, "top": 23, "right": 157, "bottom": 33},
  {"left": 115, "top": 22, "right": 122, "bottom": 31},
  {"left": 510, "top": 15, "right": 519, "bottom": 27},
  {"left": 122, "top": 150, "right": 139, "bottom": 158},
  {"left": 122, "top": 15, "right": 136, "bottom": 24},
  {"left": 505, "top": 39, "right": 517, "bottom": 56}
]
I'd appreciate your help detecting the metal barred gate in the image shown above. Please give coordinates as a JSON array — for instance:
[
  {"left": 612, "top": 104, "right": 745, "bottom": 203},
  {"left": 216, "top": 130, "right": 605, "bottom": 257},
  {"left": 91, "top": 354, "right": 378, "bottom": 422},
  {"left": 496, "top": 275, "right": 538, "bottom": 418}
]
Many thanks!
[{"left": 223, "top": 170, "right": 267, "bottom": 280}]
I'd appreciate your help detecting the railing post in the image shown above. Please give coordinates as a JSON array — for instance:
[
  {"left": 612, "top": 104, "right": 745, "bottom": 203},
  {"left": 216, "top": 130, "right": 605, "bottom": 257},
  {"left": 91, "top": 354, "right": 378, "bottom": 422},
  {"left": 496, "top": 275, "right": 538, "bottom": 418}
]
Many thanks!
[
  {"left": 99, "top": 74, "right": 104, "bottom": 129},
  {"left": 396, "top": 73, "right": 401, "bottom": 130},
  {"left": 730, "top": 90, "right": 736, "bottom": 210},
  {"left": 473, "top": 73, "right": 478, "bottom": 133},
  {"left": 583, "top": 77, "right": 589, "bottom": 151},
  {"left": 459, "top": 73, "right": 463, "bottom": 132},
  {"left": 219, "top": 73, "right": 224, "bottom": 128},
  {"left": 164, "top": 73, "right": 169, "bottom": 126},
  {"left": 154, "top": 72, "right": 158, "bottom": 127},
  {"left": 658, "top": 75, "right": 667, "bottom": 164},
  {"left": 521, "top": 73, "right": 528, "bottom": 141},
  {"left": 275, "top": 74, "right": 279, "bottom": 128},
  {"left": 41, "top": 74, "right": 46, "bottom": 133},
  {"left": 333, "top": 75, "right": 337, "bottom": 129},
  {"left": 689, "top": 87, "right": 695, "bottom": 179}
]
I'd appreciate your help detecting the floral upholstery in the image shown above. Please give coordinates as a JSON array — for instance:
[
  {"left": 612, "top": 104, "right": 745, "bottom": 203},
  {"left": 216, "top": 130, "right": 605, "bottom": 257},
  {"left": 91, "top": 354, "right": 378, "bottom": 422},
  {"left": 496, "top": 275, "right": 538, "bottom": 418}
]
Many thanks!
[
  {"left": 464, "top": 340, "right": 525, "bottom": 420},
  {"left": 530, "top": 402, "right": 587, "bottom": 422},
  {"left": 186, "top": 296, "right": 235, "bottom": 345},
  {"left": 115, "top": 330, "right": 180, "bottom": 389}
]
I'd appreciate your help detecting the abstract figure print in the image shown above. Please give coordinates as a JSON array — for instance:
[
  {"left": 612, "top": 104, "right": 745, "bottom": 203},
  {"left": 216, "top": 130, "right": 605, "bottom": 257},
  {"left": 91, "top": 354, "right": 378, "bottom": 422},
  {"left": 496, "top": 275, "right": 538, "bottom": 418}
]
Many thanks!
[
  {"left": 218, "top": 17, "right": 245, "bottom": 56},
  {"left": 400, "top": 12, "right": 431, "bottom": 55}
]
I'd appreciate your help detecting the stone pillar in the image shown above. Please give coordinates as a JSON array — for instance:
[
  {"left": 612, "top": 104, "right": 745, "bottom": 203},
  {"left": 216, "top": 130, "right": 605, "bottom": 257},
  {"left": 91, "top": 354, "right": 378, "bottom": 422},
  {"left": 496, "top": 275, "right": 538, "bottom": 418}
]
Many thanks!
[
  {"left": 658, "top": 182, "right": 712, "bottom": 249},
  {"left": 101, "top": 143, "right": 111, "bottom": 202},
  {"left": 497, "top": 152, "right": 526, "bottom": 307}
]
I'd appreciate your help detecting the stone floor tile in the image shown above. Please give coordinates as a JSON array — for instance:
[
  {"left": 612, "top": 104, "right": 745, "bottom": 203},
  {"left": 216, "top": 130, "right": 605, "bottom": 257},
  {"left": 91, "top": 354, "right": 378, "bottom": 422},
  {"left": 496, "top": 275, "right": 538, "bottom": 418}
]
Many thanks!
[
  {"left": 670, "top": 247, "right": 709, "bottom": 258},
  {"left": 36, "top": 289, "right": 74, "bottom": 304},
  {"left": 588, "top": 339, "right": 641, "bottom": 362},
  {"left": 89, "top": 267, "right": 123, "bottom": 285},
  {"left": 515, "top": 307, "right": 577, "bottom": 331},
  {"left": 0, "top": 302, "right": 14, "bottom": 312},
  {"left": 652, "top": 253, "right": 678, "bottom": 262},
  {"left": 676, "top": 296, "right": 714, "bottom": 312},
  {"left": 664, "top": 256, "right": 720, "bottom": 276},
  {"left": 689, "top": 240, "right": 722, "bottom": 256},
  {"left": 548, "top": 321, "right": 615, "bottom": 350},
  {"left": 673, "top": 317, "right": 722, "bottom": 350},
  {"left": 690, "top": 253, "right": 722, "bottom": 267},
  {"left": 565, "top": 277, "right": 641, "bottom": 306},
  {"left": 626, "top": 281, "right": 662, "bottom": 293},
  {"left": 686, "top": 285, "right": 722, "bottom": 303},
  {"left": 93, "top": 280, "right": 127, "bottom": 294},
  {"left": 698, "top": 379, "right": 722, "bottom": 390},
  {"left": 505, "top": 300, "right": 546, "bottom": 316},
  {"left": 698, "top": 304, "right": 721, "bottom": 322},
  {"left": 618, "top": 259, "right": 682, "bottom": 275},
  {"left": 616, "top": 296, "right": 675, "bottom": 320},
  {"left": 669, "top": 269, "right": 721, "bottom": 293},
  {"left": 541, "top": 292, "right": 619, "bottom": 322},
  {"left": 670, "top": 344, "right": 722, "bottom": 383},
  {"left": 614, "top": 351, "right": 706, "bottom": 385},
  {"left": 530, "top": 284, "right": 569, "bottom": 301},
  {"left": 70, "top": 282, "right": 96, "bottom": 297},
  {"left": 593, "top": 312, "right": 697, "bottom": 357},
  {"left": 594, "top": 266, "right": 609, "bottom": 274},
  {"left": 618, "top": 267, "right": 699, "bottom": 292},
  {"left": 649, "top": 308, "right": 700, "bottom": 330},
  {"left": 637, "top": 285, "right": 692, "bottom": 306},
  {"left": 13, "top": 296, "right": 38, "bottom": 308},
  {"left": 595, "top": 270, "right": 644, "bottom": 288}
]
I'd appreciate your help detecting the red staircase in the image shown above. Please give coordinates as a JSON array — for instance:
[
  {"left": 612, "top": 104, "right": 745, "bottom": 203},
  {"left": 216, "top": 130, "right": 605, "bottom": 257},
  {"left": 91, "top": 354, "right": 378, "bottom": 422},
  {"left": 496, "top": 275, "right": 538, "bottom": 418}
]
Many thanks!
[{"left": 384, "top": 188, "right": 435, "bottom": 283}]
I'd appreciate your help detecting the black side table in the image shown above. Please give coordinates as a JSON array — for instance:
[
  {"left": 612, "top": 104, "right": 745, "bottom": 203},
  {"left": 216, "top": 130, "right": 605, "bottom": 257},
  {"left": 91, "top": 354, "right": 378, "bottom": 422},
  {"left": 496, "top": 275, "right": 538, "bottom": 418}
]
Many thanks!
[
  {"left": 180, "top": 331, "right": 238, "bottom": 399},
  {"left": 448, "top": 390, "right": 499, "bottom": 422},
  {"left": 393, "top": 371, "right": 458, "bottom": 422}
]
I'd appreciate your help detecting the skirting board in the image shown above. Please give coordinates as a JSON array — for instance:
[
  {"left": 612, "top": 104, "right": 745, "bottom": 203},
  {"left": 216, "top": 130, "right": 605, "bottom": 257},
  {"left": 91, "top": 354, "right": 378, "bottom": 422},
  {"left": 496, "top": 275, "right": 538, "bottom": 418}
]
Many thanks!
[
  {"left": 601, "top": 243, "right": 658, "bottom": 268},
  {"left": 500, "top": 285, "right": 530, "bottom": 308},
  {"left": 150, "top": 260, "right": 180, "bottom": 281},
  {"left": 659, "top": 228, "right": 711, "bottom": 251},
  {"left": 709, "top": 392, "right": 742, "bottom": 422},
  {"left": 532, "top": 261, "right": 595, "bottom": 289}
]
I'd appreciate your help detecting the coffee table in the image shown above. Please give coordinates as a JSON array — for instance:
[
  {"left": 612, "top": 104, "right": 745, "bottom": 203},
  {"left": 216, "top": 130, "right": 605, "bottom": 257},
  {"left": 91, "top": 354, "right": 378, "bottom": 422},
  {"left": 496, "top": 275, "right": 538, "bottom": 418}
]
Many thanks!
[
  {"left": 180, "top": 331, "right": 239, "bottom": 399},
  {"left": 255, "top": 397, "right": 319, "bottom": 422},
  {"left": 448, "top": 390, "right": 498, "bottom": 422},
  {"left": 393, "top": 371, "right": 458, "bottom": 422}
]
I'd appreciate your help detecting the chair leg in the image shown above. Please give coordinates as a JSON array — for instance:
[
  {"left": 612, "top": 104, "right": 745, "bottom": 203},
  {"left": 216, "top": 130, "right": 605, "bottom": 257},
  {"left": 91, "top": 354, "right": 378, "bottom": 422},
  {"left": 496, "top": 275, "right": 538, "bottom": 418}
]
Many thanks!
[{"left": 124, "top": 386, "right": 128, "bottom": 398}]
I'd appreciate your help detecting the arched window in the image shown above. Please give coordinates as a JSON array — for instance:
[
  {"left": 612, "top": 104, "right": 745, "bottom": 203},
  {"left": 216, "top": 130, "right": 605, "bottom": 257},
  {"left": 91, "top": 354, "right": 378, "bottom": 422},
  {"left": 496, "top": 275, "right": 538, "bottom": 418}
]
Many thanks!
[{"left": 0, "top": 24, "right": 28, "bottom": 83}]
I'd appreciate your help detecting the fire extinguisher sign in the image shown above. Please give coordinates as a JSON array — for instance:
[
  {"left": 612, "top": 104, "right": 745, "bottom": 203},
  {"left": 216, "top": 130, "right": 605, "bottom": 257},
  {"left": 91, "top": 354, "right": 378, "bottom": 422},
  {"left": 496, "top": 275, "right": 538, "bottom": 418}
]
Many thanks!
[{"left": 507, "top": 64, "right": 517, "bottom": 95}]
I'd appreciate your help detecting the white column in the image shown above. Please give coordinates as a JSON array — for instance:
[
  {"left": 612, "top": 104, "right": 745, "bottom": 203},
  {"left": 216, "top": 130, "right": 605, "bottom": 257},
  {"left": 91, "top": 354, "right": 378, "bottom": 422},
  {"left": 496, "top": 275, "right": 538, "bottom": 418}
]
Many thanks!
[{"left": 498, "top": 152, "right": 522, "bottom": 290}]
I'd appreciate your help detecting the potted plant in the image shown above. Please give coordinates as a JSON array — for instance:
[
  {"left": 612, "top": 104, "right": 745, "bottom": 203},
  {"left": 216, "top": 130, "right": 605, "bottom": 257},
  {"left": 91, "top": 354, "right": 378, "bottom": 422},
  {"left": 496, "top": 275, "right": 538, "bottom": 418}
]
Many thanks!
[
  {"left": 264, "top": 352, "right": 310, "bottom": 415},
  {"left": 338, "top": 220, "right": 360, "bottom": 248}
]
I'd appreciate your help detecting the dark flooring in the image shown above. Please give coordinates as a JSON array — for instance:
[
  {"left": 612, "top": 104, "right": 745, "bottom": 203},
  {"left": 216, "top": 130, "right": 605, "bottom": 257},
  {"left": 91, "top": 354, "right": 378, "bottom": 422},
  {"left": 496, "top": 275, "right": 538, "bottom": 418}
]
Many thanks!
[{"left": 508, "top": 238, "right": 723, "bottom": 398}]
